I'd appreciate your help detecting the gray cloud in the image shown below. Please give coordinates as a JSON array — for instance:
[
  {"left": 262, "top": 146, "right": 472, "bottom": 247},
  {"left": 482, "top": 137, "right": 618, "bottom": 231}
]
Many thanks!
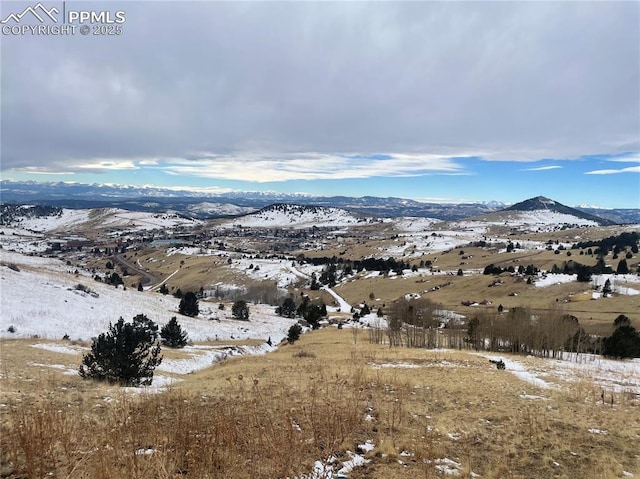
[{"left": 2, "top": 1, "right": 638, "bottom": 175}]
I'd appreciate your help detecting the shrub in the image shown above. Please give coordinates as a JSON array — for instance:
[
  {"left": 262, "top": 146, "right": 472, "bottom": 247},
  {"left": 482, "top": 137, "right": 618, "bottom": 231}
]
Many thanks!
[
  {"left": 179, "top": 292, "right": 199, "bottom": 317},
  {"left": 287, "top": 324, "right": 302, "bottom": 344},
  {"left": 276, "top": 297, "right": 297, "bottom": 318},
  {"left": 160, "top": 316, "right": 189, "bottom": 348},
  {"left": 109, "top": 272, "right": 123, "bottom": 286},
  {"left": 304, "top": 303, "right": 323, "bottom": 329},
  {"left": 614, "top": 315, "right": 631, "bottom": 327},
  {"left": 79, "top": 314, "right": 162, "bottom": 386},
  {"left": 483, "top": 264, "right": 502, "bottom": 275},
  {"left": 232, "top": 300, "right": 249, "bottom": 321},
  {"left": 293, "top": 350, "right": 316, "bottom": 358},
  {"left": 576, "top": 266, "right": 592, "bottom": 283}
]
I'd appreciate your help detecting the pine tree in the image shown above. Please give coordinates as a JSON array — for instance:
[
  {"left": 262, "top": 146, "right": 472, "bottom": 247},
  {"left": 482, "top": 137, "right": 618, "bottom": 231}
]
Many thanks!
[
  {"left": 232, "top": 300, "right": 249, "bottom": 321},
  {"left": 304, "top": 303, "right": 323, "bottom": 329},
  {"left": 617, "top": 259, "right": 629, "bottom": 274},
  {"left": 79, "top": 314, "right": 162, "bottom": 386},
  {"left": 179, "top": 292, "right": 199, "bottom": 317},
  {"left": 576, "top": 265, "right": 592, "bottom": 283},
  {"left": 160, "top": 316, "right": 189, "bottom": 348},
  {"left": 276, "top": 297, "right": 296, "bottom": 318},
  {"left": 602, "top": 326, "right": 640, "bottom": 359}
]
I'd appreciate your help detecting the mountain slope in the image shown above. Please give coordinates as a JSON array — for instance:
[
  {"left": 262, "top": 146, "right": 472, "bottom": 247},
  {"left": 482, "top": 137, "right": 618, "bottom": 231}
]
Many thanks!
[
  {"left": 0, "top": 204, "right": 202, "bottom": 234},
  {"left": 503, "top": 196, "right": 616, "bottom": 226},
  {"left": 229, "top": 204, "right": 384, "bottom": 228}
]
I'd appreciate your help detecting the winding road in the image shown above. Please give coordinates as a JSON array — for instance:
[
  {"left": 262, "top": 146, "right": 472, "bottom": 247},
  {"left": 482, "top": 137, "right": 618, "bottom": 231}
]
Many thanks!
[{"left": 113, "top": 253, "right": 159, "bottom": 286}]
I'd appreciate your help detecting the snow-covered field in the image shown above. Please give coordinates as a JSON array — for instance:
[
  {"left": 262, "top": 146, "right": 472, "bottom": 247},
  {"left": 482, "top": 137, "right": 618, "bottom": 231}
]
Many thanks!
[
  {"left": 479, "top": 352, "right": 640, "bottom": 397},
  {"left": 0, "top": 250, "right": 297, "bottom": 343},
  {"left": 5, "top": 207, "right": 201, "bottom": 233},
  {"left": 534, "top": 272, "right": 640, "bottom": 296},
  {"left": 228, "top": 204, "right": 383, "bottom": 229},
  {"left": 451, "top": 210, "right": 600, "bottom": 233}
]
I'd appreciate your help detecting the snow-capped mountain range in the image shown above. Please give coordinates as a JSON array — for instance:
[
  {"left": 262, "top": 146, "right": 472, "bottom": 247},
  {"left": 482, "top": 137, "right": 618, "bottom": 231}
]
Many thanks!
[{"left": 1, "top": 180, "right": 638, "bottom": 223}]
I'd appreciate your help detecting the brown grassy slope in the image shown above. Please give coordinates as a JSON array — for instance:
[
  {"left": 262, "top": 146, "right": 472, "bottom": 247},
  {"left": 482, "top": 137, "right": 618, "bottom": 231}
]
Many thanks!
[
  {"left": 2, "top": 329, "right": 638, "bottom": 479},
  {"left": 333, "top": 271, "right": 639, "bottom": 334}
]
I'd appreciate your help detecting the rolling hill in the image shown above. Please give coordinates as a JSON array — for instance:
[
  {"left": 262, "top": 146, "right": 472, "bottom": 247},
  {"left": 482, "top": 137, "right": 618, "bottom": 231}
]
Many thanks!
[
  {"left": 503, "top": 196, "right": 617, "bottom": 226},
  {"left": 228, "top": 204, "right": 386, "bottom": 229}
]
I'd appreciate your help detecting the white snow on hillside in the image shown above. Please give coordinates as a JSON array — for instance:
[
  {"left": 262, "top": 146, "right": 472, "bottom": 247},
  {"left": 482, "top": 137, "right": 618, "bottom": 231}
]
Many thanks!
[
  {"left": 7, "top": 208, "right": 201, "bottom": 233},
  {"left": 534, "top": 273, "right": 640, "bottom": 295},
  {"left": 0, "top": 228, "right": 50, "bottom": 253},
  {"left": 592, "top": 274, "right": 640, "bottom": 295},
  {"left": 228, "top": 257, "right": 321, "bottom": 289},
  {"left": 229, "top": 204, "right": 381, "bottom": 229},
  {"left": 0, "top": 251, "right": 296, "bottom": 343},
  {"left": 534, "top": 274, "right": 578, "bottom": 288},
  {"left": 392, "top": 217, "right": 441, "bottom": 232},
  {"left": 480, "top": 352, "right": 640, "bottom": 396},
  {"left": 14, "top": 209, "right": 92, "bottom": 232},
  {"left": 97, "top": 209, "right": 202, "bottom": 230},
  {"left": 380, "top": 230, "right": 475, "bottom": 256},
  {"left": 501, "top": 210, "right": 599, "bottom": 227},
  {"left": 186, "top": 202, "right": 256, "bottom": 217},
  {"left": 465, "top": 210, "right": 600, "bottom": 232}
]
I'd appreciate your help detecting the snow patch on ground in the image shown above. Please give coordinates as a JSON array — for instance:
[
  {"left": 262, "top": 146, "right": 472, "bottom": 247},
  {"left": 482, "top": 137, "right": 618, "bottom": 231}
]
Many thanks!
[{"left": 0, "top": 251, "right": 297, "bottom": 344}]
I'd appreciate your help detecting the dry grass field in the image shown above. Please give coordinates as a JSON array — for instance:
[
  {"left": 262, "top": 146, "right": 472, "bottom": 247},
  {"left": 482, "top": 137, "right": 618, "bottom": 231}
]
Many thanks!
[
  {"left": 5, "top": 218, "right": 637, "bottom": 477},
  {"left": 2, "top": 328, "right": 638, "bottom": 479},
  {"left": 105, "top": 228, "right": 638, "bottom": 337}
]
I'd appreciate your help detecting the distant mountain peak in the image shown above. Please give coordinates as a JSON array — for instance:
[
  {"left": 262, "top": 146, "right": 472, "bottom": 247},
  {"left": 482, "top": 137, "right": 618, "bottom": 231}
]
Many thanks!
[{"left": 503, "top": 196, "right": 615, "bottom": 226}]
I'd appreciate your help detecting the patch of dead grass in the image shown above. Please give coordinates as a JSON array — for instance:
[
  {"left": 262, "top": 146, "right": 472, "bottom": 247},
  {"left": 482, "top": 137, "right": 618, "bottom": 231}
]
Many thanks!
[{"left": 2, "top": 329, "right": 638, "bottom": 478}]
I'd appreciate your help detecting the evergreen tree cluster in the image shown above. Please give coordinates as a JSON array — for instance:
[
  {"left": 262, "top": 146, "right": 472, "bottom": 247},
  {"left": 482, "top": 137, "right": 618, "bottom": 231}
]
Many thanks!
[
  {"left": 549, "top": 257, "right": 632, "bottom": 280},
  {"left": 79, "top": 314, "right": 162, "bottom": 386},
  {"left": 299, "top": 255, "right": 410, "bottom": 277},
  {"left": 275, "top": 296, "right": 327, "bottom": 329},
  {"left": 79, "top": 314, "right": 191, "bottom": 386},
  {"left": 573, "top": 232, "right": 639, "bottom": 255},
  {"left": 483, "top": 264, "right": 538, "bottom": 276},
  {"left": 602, "top": 315, "right": 640, "bottom": 359}
]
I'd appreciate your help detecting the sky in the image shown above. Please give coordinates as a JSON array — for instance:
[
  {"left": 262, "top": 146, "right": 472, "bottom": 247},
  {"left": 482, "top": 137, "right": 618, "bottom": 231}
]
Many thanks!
[{"left": 1, "top": 1, "right": 639, "bottom": 208}]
